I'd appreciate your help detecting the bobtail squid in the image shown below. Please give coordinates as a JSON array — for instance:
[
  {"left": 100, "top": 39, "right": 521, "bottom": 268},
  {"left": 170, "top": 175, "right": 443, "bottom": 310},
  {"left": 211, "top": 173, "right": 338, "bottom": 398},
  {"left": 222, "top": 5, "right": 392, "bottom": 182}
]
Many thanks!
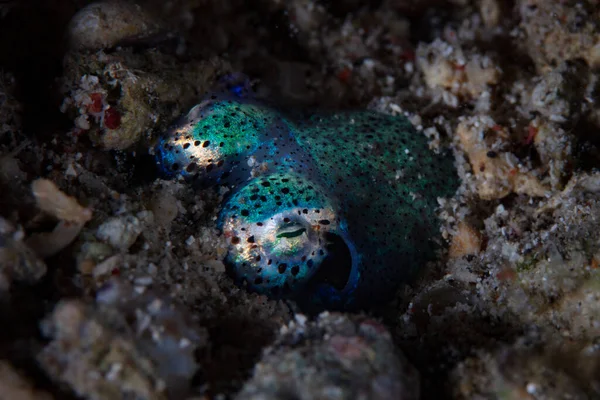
[{"left": 155, "top": 89, "right": 458, "bottom": 311}]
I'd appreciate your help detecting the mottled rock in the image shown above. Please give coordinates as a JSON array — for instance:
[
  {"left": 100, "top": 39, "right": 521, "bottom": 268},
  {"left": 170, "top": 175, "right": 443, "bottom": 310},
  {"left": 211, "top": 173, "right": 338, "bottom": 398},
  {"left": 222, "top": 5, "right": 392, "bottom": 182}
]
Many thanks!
[
  {"left": 416, "top": 39, "right": 500, "bottom": 104},
  {"left": 530, "top": 62, "right": 587, "bottom": 124},
  {"left": 456, "top": 116, "right": 549, "bottom": 200},
  {"left": 60, "top": 49, "right": 230, "bottom": 150},
  {"left": 39, "top": 280, "right": 209, "bottom": 400},
  {"left": 531, "top": 118, "right": 573, "bottom": 189},
  {"left": 518, "top": 0, "right": 600, "bottom": 69},
  {"left": 451, "top": 344, "right": 592, "bottom": 399},
  {"left": 67, "top": 1, "right": 161, "bottom": 51},
  {"left": 236, "top": 312, "right": 419, "bottom": 400}
]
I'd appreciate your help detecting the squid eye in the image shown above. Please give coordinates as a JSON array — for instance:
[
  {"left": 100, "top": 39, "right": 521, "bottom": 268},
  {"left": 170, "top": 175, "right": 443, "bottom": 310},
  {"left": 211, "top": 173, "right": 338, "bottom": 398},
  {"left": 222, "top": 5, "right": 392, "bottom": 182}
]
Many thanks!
[
  {"left": 154, "top": 98, "right": 266, "bottom": 185},
  {"left": 221, "top": 211, "right": 328, "bottom": 294},
  {"left": 276, "top": 223, "right": 306, "bottom": 239},
  {"left": 217, "top": 172, "right": 356, "bottom": 299}
]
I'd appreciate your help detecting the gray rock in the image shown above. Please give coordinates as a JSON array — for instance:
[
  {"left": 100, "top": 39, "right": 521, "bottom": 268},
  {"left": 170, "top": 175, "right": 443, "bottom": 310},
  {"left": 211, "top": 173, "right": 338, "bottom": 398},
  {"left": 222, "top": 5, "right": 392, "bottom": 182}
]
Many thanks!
[{"left": 236, "top": 312, "right": 419, "bottom": 400}]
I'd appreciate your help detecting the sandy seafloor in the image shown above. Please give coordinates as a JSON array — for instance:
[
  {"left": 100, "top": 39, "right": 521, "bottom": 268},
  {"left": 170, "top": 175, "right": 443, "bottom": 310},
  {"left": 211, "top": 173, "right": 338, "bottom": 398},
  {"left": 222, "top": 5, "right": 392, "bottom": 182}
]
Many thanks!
[{"left": 1, "top": 0, "right": 600, "bottom": 399}]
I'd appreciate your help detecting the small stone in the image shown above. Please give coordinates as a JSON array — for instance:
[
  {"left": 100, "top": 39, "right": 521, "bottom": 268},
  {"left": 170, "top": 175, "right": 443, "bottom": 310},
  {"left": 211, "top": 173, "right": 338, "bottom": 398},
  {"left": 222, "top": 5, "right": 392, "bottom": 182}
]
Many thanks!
[
  {"left": 0, "top": 218, "right": 47, "bottom": 287},
  {"left": 67, "top": 1, "right": 161, "bottom": 51},
  {"left": 96, "top": 215, "right": 142, "bottom": 251},
  {"left": 449, "top": 222, "right": 482, "bottom": 259},
  {"left": 479, "top": 0, "right": 502, "bottom": 28},
  {"left": 32, "top": 179, "right": 92, "bottom": 224},
  {"left": 151, "top": 189, "right": 179, "bottom": 229}
]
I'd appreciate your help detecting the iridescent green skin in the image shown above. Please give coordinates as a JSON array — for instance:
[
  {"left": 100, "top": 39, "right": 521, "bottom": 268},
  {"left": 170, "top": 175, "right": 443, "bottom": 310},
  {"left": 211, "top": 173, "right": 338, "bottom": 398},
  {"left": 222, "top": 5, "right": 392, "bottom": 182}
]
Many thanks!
[{"left": 155, "top": 93, "right": 458, "bottom": 311}]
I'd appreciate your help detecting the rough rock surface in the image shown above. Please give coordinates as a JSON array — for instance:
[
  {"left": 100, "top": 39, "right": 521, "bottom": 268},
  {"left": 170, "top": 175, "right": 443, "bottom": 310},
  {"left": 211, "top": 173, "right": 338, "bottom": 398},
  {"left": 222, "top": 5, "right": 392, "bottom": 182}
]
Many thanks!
[{"left": 237, "top": 312, "right": 419, "bottom": 400}]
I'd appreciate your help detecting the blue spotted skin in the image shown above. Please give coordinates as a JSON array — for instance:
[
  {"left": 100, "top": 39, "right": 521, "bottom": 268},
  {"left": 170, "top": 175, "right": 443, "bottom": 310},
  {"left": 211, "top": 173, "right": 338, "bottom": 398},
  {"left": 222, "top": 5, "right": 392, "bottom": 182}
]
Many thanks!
[{"left": 155, "top": 92, "right": 458, "bottom": 311}]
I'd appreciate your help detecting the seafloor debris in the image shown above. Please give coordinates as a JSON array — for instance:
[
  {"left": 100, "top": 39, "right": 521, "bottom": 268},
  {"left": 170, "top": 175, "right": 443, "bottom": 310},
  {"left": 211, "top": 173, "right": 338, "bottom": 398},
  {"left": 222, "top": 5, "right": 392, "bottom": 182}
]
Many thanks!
[
  {"left": 269, "top": 0, "right": 417, "bottom": 105},
  {"left": 60, "top": 50, "right": 230, "bottom": 150},
  {"left": 39, "top": 279, "right": 209, "bottom": 400},
  {"left": 96, "top": 214, "right": 143, "bottom": 251},
  {"left": 456, "top": 116, "right": 549, "bottom": 200},
  {"left": 478, "top": 0, "right": 504, "bottom": 28},
  {"left": 451, "top": 343, "right": 593, "bottom": 399},
  {"left": 448, "top": 221, "right": 482, "bottom": 259},
  {"left": 416, "top": 39, "right": 501, "bottom": 104},
  {"left": 530, "top": 117, "right": 573, "bottom": 190},
  {"left": 518, "top": 0, "right": 600, "bottom": 70},
  {"left": 67, "top": 1, "right": 162, "bottom": 51},
  {"left": 528, "top": 61, "right": 588, "bottom": 124},
  {"left": 31, "top": 179, "right": 92, "bottom": 224},
  {"left": 236, "top": 312, "right": 419, "bottom": 400},
  {"left": 0, "top": 217, "right": 47, "bottom": 291},
  {"left": 60, "top": 0, "right": 232, "bottom": 151},
  {"left": 27, "top": 179, "right": 92, "bottom": 258}
]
